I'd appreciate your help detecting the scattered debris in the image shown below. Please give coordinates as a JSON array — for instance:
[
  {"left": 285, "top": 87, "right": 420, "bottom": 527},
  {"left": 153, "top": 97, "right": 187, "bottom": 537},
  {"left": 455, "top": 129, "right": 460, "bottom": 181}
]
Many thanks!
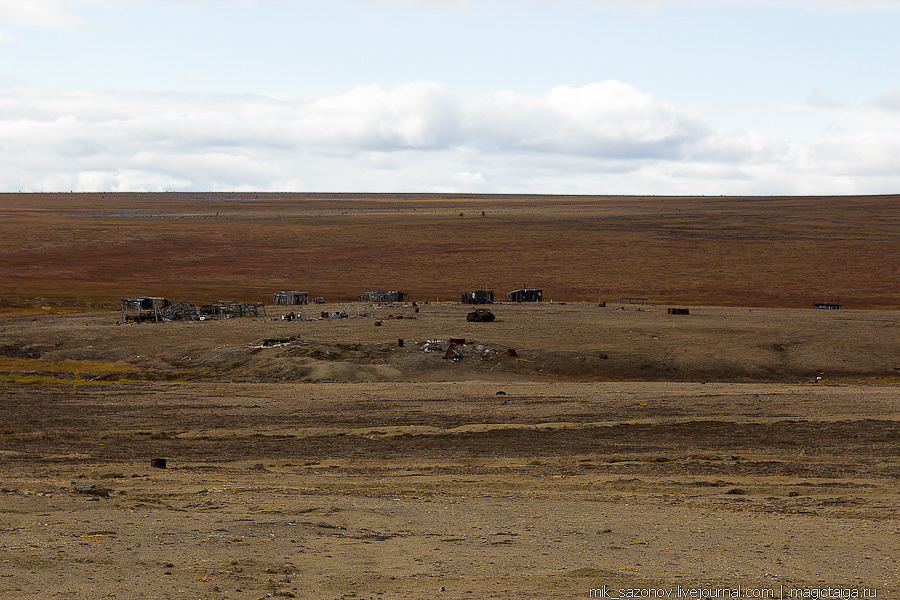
[
  {"left": 444, "top": 345, "right": 462, "bottom": 361},
  {"left": 506, "top": 348, "right": 518, "bottom": 357},
  {"left": 358, "top": 291, "right": 409, "bottom": 303},
  {"left": 150, "top": 458, "right": 167, "bottom": 469},
  {"left": 260, "top": 338, "right": 293, "bottom": 347},
  {"left": 420, "top": 340, "right": 444, "bottom": 353},
  {"left": 280, "top": 311, "right": 307, "bottom": 322}
]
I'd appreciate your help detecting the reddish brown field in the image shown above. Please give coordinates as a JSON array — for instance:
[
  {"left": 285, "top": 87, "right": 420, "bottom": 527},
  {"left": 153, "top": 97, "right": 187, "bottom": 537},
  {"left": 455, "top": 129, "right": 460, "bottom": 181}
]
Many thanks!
[{"left": 2, "top": 193, "right": 899, "bottom": 309}]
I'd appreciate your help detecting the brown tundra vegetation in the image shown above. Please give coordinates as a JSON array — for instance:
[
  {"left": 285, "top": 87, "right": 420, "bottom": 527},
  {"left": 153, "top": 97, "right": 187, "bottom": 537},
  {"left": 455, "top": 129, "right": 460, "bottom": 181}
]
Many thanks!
[{"left": 1, "top": 193, "right": 898, "bottom": 599}]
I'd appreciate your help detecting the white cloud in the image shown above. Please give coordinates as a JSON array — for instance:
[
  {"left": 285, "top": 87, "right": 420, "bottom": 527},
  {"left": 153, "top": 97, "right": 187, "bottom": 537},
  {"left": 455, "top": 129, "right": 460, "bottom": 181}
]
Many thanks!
[
  {"left": 808, "top": 88, "right": 841, "bottom": 108},
  {"left": 0, "top": 32, "right": 13, "bottom": 45},
  {"left": 0, "top": 0, "right": 85, "bottom": 29},
  {"left": 2, "top": 82, "right": 900, "bottom": 194},
  {"left": 468, "top": 82, "right": 704, "bottom": 158},
  {"left": 876, "top": 89, "right": 900, "bottom": 110}
]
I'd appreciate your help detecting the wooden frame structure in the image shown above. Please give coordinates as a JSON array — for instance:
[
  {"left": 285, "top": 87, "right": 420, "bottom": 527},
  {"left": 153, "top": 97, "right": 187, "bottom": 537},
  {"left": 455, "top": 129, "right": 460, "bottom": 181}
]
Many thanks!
[
  {"left": 357, "top": 291, "right": 409, "bottom": 303},
  {"left": 207, "top": 300, "right": 267, "bottom": 318},
  {"left": 121, "top": 296, "right": 170, "bottom": 323},
  {"left": 273, "top": 291, "right": 309, "bottom": 305}
]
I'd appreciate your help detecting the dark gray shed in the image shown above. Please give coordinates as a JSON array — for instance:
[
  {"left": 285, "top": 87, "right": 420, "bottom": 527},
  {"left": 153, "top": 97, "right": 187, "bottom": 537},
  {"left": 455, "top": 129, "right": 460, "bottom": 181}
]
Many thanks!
[
  {"left": 461, "top": 290, "right": 495, "bottom": 304},
  {"left": 507, "top": 288, "right": 542, "bottom": 303}
]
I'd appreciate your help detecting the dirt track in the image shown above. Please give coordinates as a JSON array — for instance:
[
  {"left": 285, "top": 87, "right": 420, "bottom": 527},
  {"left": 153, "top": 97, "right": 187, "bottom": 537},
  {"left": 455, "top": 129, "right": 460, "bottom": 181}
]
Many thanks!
[{"left": 1, "top": 304, "right": 899, "bottom": 599}]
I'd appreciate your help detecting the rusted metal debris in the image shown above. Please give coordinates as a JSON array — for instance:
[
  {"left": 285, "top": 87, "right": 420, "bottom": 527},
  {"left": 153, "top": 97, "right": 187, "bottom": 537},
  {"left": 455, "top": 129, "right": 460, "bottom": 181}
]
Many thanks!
[{"left": 444, "top": 344, "right": 462, "bottom": 360}]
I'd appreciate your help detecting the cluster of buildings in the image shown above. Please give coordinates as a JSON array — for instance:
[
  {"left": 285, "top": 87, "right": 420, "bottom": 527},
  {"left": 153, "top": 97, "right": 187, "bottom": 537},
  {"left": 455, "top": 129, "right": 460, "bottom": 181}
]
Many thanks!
[
  {"left": 120, "top": 287, "right": 545, "bottom": 322},
  {"left": 270, "top": 288, "right": 544, "bottom": 306}
]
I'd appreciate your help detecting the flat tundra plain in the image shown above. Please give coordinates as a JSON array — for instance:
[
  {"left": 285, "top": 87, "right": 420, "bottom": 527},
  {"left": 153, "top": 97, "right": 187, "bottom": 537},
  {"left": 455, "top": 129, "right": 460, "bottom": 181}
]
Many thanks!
[{"left": 1, "top": 194, "right": 899, "bottom": 600}]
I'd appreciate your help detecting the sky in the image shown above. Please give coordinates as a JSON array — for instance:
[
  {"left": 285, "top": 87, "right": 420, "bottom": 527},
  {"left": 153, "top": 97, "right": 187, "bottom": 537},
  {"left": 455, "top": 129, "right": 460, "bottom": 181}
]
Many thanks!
[{"left": 1, "top": 0, "right": 900, "bottom": 194}]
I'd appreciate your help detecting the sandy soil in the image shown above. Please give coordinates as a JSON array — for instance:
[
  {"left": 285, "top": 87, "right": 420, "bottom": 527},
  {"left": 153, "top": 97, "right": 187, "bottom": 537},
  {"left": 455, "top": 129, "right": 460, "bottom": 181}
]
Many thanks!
[{"left": 1, "top": 304, "right": 898, "bottom": 599}]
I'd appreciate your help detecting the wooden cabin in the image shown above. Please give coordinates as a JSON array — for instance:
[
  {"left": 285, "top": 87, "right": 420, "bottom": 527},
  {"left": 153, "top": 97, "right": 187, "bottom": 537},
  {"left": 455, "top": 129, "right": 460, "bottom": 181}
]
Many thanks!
[
  {"left": 273, "top": 291, "right": 309, "bottom": 305},
  {"left": 506, "top": 288, "right": 542, "bottom": 303},
  {"left": 121, "top": 296, "right": 170, "bottom": 322}
]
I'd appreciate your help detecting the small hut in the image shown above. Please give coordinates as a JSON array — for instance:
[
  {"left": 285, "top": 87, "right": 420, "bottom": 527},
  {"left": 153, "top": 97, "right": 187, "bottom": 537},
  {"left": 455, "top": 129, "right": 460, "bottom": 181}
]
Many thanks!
[
  {"left": 273, "top": 291, "right": 309, "bottom": 305},
  {"left": 358, "top": 291, "right": 409, "bottom": 303},
  {"left": 507, "top": 288, "right": 542, "bottom": 303},
  {"left": 121, "top": 296, "right": 170, "bottom": 322},
  {"left": 461, "top": 290, "right": 494, "bottom": 304},
  {"left": 814, "top": 302, "right": 842, "bottom": 310}
]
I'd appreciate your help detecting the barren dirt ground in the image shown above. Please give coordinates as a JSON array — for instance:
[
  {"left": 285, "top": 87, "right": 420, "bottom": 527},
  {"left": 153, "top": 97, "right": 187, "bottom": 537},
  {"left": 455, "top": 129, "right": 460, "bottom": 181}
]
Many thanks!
[{"left": 1, "top": 303, "right": 899, "bottom": 599}]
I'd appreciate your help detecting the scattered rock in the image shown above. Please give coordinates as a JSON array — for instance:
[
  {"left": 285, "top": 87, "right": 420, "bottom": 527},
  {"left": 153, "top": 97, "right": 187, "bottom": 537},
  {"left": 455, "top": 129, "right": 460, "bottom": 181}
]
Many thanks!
[
  {"left": 73, "top": 484, "right": 111, "bottom": 498},
  {"left": 725, "top": 488, "right": 746, "bottom": 495}
]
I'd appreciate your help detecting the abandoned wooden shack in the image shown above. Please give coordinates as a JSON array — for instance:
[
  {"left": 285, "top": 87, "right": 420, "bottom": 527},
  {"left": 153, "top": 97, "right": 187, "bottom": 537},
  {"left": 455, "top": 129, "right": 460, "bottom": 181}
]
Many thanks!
[
  {"left": 273, "top": 291, "right": 309, "bottom": 305},
  {"left": 461, "top": 290, "right": 495, "bottom": 304},
  {"left": 121, "top": 296, "right": 171, "bottom": 322},
  {"left": 358, "top": 291, "right": 409, "bottom": 303},
  {"left": 507, "top": 288, "right": 542, "bottom": 302},
  {"left": 814, "top": 302, "right": 842, "bottom": 310},
  {"left": 206, "top": 300, "right": 267, "bottom": 318}
]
